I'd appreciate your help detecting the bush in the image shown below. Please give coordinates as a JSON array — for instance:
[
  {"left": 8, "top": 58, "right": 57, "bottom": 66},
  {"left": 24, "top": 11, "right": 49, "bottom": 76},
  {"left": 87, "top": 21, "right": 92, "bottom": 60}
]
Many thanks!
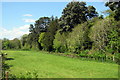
[
  {"left": 8, "top": 70, "right": 38, "bottom": 79},
  {"left": 114, "top": 53, "right": 120, "bottom": 65},
  {"left": 78, "top": 50, "right": 89, "bottom": 58}
]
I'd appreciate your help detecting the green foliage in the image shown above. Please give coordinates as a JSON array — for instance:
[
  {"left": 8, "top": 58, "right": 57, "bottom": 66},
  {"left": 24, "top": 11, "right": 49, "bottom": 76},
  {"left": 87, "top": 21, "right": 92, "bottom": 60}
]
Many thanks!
[
  {"left": 87, "top": 6, "right": 98, "bottom": 19},
  {"left": 9, "top": 70, "right": 38, "bottom": 78},
  {"left": 35, "top": 17, "right": 51, "bottom": 33},
  {"left": 53, "top": 31, "right": 68, "bottom": 52},
  {"left": 59, "top": 1, "right": 98, "bottom": 30},
  {"left": 2, "top": 38, "right": 10, "bottom": 50},
  {"left": 67, "top": 23, "right": 86, "bottom": 53},
  {"left": 102, "top": 9, "right": 115, "bottom": 18},
  {"left": 20, "top": 34, "right": 28, "bottom": 48},
  {"left": 29, "top": 24, "right": 34, "bottom": 33},
  {"left": 105, "top": 1, "right": 120, "bottom": 20},
  {"left": 107, "top": 29, "right": 120, "bottom": 53},
  {"left": 114, "top": 53, "right": 120, "bottom": 65},
  {"left": 10, "top": 38, "right": 21, "bottom": 49},
  {"left": 20, "top": 34, "right": 31, "bottom": 50},
  {"left": 26, "top": 17, "right": 51, "bottom": 50},
  {"left": 22, "top": 43, "right": 31, "bottom": 50},
  {"left": 38, "top": 19, "right": 60, "bottom": 51},
  {"left": 26, "top": 33, "right": 40, "bottom": 50},
  {"left": 67, "top": 21, "right": 93, "bottom": 53},
  {"left": 31, "top": 42, "right": 40, "bottom": 51},
  {"left": 79, "top": 50, "right": 89, "bottom": 57},
  {"left": 2, "top": 38, "right": 21, "bottom": 50},
  {"left": 89, "top": 18, "right": 115, "bottom": 52},
  {"left": 38, "top": 32, "right": 45, "bottom": 48}
]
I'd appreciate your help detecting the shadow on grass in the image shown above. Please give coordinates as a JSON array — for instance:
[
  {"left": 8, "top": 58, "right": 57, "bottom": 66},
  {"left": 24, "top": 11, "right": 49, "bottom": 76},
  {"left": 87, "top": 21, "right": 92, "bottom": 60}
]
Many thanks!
[
  {"left": 5, "top": 58, "right": 14, "bottom": 60},
  {"left": 3, "top": 57, "right": 14, "bottom": 70},
  {"left": 4, "top": 63, "right": 13, "bottom": 70}
]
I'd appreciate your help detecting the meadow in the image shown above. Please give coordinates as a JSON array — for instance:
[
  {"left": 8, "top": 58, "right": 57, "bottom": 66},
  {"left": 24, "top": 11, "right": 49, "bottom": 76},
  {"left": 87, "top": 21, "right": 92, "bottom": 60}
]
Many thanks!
[{"left": 3, "top": 50, "right": 118, "bottom": 78}]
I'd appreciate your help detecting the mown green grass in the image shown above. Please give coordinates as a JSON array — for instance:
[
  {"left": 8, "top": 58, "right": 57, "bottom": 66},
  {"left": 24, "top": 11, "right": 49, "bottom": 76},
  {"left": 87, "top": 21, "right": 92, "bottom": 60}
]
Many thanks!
[{"left": 3, "top": 50, "right": 118, "bottom": 78}]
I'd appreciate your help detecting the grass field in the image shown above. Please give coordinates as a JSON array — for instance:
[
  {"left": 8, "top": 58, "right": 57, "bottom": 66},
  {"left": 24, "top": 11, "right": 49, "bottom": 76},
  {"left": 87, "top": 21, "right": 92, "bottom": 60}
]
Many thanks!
[{"left": 3, "top": 50, "right": 118, "bottom": 78}]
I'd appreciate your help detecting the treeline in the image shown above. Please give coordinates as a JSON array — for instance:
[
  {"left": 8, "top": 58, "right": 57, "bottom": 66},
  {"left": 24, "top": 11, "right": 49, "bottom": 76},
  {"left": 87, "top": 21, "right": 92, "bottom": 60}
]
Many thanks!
[{"left": 1, "top": 1, "right": 120, "bottom": 63}]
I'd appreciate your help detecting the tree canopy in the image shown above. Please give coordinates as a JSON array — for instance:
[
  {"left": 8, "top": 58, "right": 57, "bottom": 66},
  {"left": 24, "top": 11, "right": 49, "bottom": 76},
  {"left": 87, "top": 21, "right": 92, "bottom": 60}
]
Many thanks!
[{"left": 59, "top": 1, "right": 98, "bottom": 31}]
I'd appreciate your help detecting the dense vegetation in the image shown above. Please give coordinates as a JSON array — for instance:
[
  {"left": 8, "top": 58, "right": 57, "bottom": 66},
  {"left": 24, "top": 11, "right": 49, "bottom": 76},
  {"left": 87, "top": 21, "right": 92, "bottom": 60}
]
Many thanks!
[{"left": 1, "top": 1, "right": 120, "bottom": 63}]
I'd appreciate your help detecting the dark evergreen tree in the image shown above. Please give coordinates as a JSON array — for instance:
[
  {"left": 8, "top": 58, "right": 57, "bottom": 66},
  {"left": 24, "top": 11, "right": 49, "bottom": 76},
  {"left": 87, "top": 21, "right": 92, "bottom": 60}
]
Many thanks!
[
  {"left": 105, "top": 1, "right": 120, "bottom": 20},
  {"left": 39, "top": 18, "right": 60, "bottom": 51},
  {"left": 59, "top": 1, "right": 98, "bottom": 31}
]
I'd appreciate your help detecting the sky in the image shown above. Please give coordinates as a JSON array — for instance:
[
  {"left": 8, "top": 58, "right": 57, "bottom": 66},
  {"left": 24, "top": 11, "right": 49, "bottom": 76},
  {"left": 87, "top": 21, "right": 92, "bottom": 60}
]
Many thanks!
[{"left": 0, "top": 2, "right": 109, "bottom": 40}]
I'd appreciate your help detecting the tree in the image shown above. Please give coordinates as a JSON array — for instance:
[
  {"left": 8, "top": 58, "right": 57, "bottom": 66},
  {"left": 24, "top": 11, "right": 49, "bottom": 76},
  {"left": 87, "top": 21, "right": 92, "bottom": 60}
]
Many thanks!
[
  {"left": 27, "top": 17, "right": 51, "bottom": 50},
  {"left": 53, "top": 31, "right": 68, "bottom": 52},
  {"left": 35, "top": 17, "right": 51, "bottom": 33},
  {"left": 2, "top": 38, "right": 10, "bottom": 49},
  {"left": 106, "top": 20, "right": 120, "bottom": 53},
  {"left": 10, "top": 38, "right": 21, "bottom": 49},
  {"left": 28, "top": 24, "right": 39, "bottom": 50},
  {"left": 107, "top": 29, "right": 120, "bottom": 53},
  {"left": 0, "top": 39, "right": 2, "bottom": 50},
  {"left": 29, "top": 24, "right": 35, "bottom": 33},
  {"left": 67, "top": 22, "right": 92, "bottom": 53},
  {"left": 20, "top": 34, "right": 28, "bottom": 49},
  {"left": 38, "top": 18, "right": 60, "bottom": 51},
  {"left": 102, "top": 9, "right": 115, "bottom": 18},
  {"left": 38, "top": 32, "right": 45, "bottom": 50},
  {"left": 59, "top": 1, "right": 87, "bottom": 29},
  {"left": 105, "top": 1, "right": 120, "bottom": 20},
  {"left": 87, "top": 6, "right": 98, "bottom": 19},
  {"left": 89, "top": 18, "right": 115, "bottom": 52},
  {"left": 59, "top": 1, "right": 98, "bottom": 31}
]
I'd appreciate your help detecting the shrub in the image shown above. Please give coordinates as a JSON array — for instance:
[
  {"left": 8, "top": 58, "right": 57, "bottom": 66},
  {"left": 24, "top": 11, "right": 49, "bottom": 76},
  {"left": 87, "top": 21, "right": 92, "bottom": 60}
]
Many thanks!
[
  {"left": 78, "top": 50, "right": 89, "bottom": 58},
  {"left": 114, "top": 53, "right": 120, "bottom": 65},
  {"left": 8, "top": 70, "right": 38, "bottom": 78}
]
